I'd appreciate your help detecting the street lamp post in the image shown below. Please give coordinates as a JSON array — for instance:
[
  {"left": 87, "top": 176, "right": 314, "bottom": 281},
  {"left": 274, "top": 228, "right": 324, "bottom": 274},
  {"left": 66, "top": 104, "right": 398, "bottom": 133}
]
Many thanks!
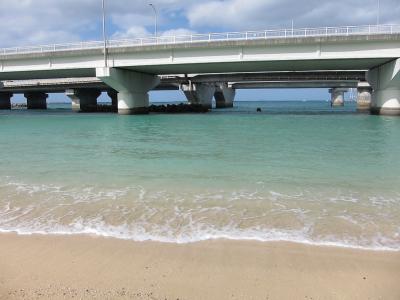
[
  {"left": 149, "top": 3, "right": 158, "bottom": 39},
  {"left": 377, "top": 0, "right": 380, "bottom": 25},
  {"left": 291, "top": 19, "right": 294, "bottom": 36},
  {"left": 102, "top": 0, "right": 108, "bottom": 67}
]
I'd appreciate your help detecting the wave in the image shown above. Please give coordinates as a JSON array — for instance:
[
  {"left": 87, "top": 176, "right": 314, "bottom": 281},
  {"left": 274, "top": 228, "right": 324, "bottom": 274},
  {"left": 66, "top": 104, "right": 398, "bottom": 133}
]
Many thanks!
[
  {"left": 0, "top": 225, "right": 398, "bottom": 252},
  {"left": 0, "top": 177, "right": 399, "bottom": 252}
]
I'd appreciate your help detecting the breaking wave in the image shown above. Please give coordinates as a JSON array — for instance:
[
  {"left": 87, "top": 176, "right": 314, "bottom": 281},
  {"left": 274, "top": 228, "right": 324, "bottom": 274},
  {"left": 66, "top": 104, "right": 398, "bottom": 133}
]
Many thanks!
[{"left": 0, "top": 177, "right": 399, "bottom": 252}]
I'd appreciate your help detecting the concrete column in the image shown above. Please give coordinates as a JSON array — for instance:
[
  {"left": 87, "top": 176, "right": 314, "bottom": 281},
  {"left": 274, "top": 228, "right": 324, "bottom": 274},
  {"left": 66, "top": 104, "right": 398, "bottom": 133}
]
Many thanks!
[
  {"left": 368, "top": 59, "right": 400, "bottom": 116},
  {"left": 66, "top": 89, "right": 101, "bottom": 112},
  {"left": 107, "top": 90, "right": 118, "bottom": 112},
  {"left": 24, "top": 92, "right": 48, "bottom": 109},
  {"left": 0, "top": 92, "right": 12, "bottom": 110},
  {"left": 357, "top": 82, "right": 372, "bottom": 112},
  {"left": 181, "top": 82, "right": 215, "bottom": 109},
  {"left": 214, "top": 83, "right": 235, "bottom": 108},
  {"left": 329, "top": 88, "right": 347, "bottom": 107},
  {"left": 96, "top": 67, "right": 160, "bottom": 115}
]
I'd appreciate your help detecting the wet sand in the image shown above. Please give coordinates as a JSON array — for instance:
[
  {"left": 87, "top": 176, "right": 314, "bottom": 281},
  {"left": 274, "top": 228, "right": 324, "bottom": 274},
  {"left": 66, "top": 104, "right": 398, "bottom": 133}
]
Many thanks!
[{"left": 0, "top": 233, "right": 399, "bottom": 300}]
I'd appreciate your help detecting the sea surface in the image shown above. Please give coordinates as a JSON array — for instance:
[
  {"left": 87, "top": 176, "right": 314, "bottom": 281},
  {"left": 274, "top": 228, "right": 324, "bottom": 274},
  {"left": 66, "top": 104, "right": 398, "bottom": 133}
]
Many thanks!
[{"left": 0, "top": 101, "right": 399, "bottom": 251}]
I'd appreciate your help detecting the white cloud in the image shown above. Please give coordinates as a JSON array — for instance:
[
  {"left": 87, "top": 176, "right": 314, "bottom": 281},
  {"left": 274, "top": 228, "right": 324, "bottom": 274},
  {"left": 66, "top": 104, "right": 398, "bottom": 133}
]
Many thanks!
[
  {"left": 112, "top": 26, "right": 151, "bottom": 40},
  {"left": 187, "top": 0, "right": 400, "bottom": 30},
  {"left": 161, "top": 28, "right": 196, "bottom": 37},
  {"left": 0, "top": 0, "right": 398, "bottom": 48},
  {"left": 112, "top": 27, "right": 195, "bottom": 40}
]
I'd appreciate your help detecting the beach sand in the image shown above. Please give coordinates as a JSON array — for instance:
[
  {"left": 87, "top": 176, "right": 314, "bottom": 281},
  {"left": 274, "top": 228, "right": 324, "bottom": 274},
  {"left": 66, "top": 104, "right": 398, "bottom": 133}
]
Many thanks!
[{"left": 0, "top": 233, "right": 399, "bottom": 300}]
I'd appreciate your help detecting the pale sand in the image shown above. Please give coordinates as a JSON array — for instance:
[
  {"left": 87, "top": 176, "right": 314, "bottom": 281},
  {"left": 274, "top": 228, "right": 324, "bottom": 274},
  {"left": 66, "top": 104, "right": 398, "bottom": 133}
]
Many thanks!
[{"left": 0, "top": 234, "right": 399, "bottom": 300}]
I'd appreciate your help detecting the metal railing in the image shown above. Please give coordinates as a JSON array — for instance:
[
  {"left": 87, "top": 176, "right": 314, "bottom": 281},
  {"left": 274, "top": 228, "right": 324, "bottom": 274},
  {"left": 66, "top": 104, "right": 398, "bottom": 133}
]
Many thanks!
[{"left": 1, "top": 24, "right": 399, "bottom": 56}]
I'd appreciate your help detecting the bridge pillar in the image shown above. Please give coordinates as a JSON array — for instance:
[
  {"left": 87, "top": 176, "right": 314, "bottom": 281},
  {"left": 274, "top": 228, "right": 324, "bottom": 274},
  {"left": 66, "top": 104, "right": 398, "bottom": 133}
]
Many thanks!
[
  {"left": 66, "top": 89, "right": 101, "bottom": 112},
  {"left": 0, "top": 92, "right": 12, "bottom": 110},
  {"left": 181, "top": 83, "right": 215, "bottom": 109},
  {"left": 329, "top": 88, "right": 347, "bottom": 107},
  {"left": 96, "top": 67, "right": 160, "bottom": 115},
  {"left": 25, "top": 92, "right": 48, "bottom": 109},
  {"left": 357, "top": 82, "right": 372, "bottom": 112},
  {"left": 368, "top": 59, "right": 400, "bottom": 116},
  {"left": 214, "top": 83, "right": 235, "bottom": 108}
]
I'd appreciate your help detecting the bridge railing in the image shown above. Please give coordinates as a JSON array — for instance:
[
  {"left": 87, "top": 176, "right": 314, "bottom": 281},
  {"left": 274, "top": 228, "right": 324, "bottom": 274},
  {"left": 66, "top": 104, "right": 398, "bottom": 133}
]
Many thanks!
[{"left": 1, "top": 24, "right": 400, "bottom": 56}]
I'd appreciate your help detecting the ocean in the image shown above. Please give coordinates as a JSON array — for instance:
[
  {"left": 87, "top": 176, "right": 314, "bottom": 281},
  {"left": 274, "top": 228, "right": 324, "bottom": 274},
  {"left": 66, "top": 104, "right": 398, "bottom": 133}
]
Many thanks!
[{"left": 0, "top": 101, "right": 399, "bottom": 251}]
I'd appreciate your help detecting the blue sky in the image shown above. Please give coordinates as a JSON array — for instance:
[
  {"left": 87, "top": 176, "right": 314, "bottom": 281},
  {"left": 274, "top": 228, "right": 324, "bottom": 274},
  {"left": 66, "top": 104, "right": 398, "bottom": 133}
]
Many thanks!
[{"left": 2, "top": 0, "right": 399, "bottom": 103}]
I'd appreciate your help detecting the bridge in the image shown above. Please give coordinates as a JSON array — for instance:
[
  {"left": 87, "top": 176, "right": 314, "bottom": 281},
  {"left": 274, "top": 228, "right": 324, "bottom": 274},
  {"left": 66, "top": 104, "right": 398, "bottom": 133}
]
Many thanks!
[{"left": 0, "top": 24, "right": 400, "bottom": 114}]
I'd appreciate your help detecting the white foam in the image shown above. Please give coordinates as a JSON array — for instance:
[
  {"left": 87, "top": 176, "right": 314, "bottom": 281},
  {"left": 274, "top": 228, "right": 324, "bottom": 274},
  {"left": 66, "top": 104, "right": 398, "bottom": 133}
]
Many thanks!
[
  {"left": 0, "top": 225, "right": 398, "bottom": 252},
  {"left": 0, "top": 176, "right": 399, "bottom": 252}
]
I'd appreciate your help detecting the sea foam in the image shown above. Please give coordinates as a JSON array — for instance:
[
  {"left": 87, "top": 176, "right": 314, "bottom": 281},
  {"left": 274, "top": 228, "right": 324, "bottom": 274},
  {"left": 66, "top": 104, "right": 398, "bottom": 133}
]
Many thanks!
[{"left": 0, "top": 177, "right": 399, "bottom": 252}]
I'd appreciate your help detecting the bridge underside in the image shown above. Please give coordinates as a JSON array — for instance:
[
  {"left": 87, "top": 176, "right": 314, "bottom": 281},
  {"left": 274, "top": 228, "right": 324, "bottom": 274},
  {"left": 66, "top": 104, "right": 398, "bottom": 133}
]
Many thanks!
[
  {"left": 0, "top": 71, "right": 365, "bottom": 93},
  {"left": 124, "top": 58, "right": 391, "bottom": 76},
  {"left": 0, "top": 58, "right": 389, "bottom": 81},
  {"left": 232, "top": 81, "right": 359, "bottom": 89}
]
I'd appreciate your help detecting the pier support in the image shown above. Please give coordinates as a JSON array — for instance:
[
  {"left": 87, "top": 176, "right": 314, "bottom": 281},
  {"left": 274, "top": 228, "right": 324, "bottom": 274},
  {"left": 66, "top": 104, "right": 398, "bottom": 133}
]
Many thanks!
[
  {"left": 181, "top": 83, "right": 215, "bottom": 109},
  {"left": 357, "top": 82, "right": 372, "bottom": 113},
  {"left": 368, "top": 59, "right": 400, "bottom": 116},
  {"left": 66, "top": 89, "right": 101, "bottom": 112},
  {"left": 25, "top": 92, "right": 48, "bottom": 109},
  {"left": 214, "top": 83, "right": 235, "bottom": 108},
  {"left": 0, "top": 92, "right": 12, "bottom": 110},
  {"left": 96, "top": 67, "right": 160, "bottom": 115},
  {"left": 329, "top": 88, "right": 347, "bottom": 107}
]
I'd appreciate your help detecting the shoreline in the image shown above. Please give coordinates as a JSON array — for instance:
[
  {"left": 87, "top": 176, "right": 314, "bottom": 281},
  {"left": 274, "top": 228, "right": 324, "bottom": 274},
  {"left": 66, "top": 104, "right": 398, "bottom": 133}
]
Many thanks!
[
  {"left": 0, "top": 233, "right": 399, "bottom": 299},
  {"left": 0, "top": 230, "right": 398, "bottom": 253}
]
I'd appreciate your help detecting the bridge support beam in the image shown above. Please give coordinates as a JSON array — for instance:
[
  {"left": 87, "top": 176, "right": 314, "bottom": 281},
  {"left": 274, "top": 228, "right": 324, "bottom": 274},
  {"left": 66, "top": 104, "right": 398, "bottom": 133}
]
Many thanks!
[
  {"left": 214, "top": 83, "right": 235, "bottom": 108},
  {"left": 329, "top": 88, "right": 347, "bottom": 107},
  {"left": 182, "top": 83, "right": 215, "bottom": 109},
  {"left": 368, "top": 59, "right": 400, "bottom": 116},
  {"left": 96, "top": 67, "right": 160, "bottom": 115},
  {"left": 357, "top": 82, "right": 372, "bottom": 112},
  {"left": 66, "top": 89, "right": 101, "bottom": 112},
  {"left": 0, "top": 92, "right": 12, "bottom": 110},
  {"left": 25, "top": 92, "right": 48, "bottom": 110}
]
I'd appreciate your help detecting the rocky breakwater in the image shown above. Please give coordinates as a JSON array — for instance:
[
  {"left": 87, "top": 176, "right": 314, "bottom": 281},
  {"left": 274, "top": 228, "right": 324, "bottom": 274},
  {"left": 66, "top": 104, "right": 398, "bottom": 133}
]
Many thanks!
[
  {"left": 97, "top": 103, "right": 209, "bottom": 113},
  {"left": 149, "top": 103, "right": 209, "bottom": 114}
]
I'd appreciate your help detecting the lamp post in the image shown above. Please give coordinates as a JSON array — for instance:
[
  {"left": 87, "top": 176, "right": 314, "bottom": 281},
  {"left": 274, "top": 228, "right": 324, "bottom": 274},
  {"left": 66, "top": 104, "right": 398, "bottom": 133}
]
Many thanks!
[
  {"left": 291, "top": 19, "right": 294, "bottom": 36},
  {"left": 149, "top": 3, "right": 158, "bottom": 39},
  {"left": 102, "top": 0, "right": 108, "bottom": 67},
  {"left": 377, "top": 0, "right": 380, "bottom": 25}
]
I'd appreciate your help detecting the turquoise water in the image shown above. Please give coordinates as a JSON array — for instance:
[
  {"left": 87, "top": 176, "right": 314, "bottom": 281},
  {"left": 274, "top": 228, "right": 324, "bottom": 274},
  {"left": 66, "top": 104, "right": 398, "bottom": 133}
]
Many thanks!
[{"left": 0, "top": 101, "right": 399, "bottom": 250}]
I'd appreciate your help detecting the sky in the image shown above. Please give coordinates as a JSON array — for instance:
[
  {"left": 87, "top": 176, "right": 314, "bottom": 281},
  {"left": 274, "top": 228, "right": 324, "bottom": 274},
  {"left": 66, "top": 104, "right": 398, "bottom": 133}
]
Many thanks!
[{"left": 1, "top": 0, "right": 399, "bottom": 103}]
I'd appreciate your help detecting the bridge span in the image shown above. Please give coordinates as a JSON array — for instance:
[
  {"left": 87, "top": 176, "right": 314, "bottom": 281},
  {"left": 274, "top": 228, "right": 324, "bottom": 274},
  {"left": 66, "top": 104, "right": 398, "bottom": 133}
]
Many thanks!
[{"left": 0, "top": 24, "right": 399, "bottom": 114}]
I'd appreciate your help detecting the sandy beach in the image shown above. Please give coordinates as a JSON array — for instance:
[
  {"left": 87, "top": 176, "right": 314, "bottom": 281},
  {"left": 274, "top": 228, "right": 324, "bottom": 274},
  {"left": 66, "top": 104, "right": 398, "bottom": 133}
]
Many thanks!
[{"left": 0, "top": 234, "right": 398, "bottom": 300}]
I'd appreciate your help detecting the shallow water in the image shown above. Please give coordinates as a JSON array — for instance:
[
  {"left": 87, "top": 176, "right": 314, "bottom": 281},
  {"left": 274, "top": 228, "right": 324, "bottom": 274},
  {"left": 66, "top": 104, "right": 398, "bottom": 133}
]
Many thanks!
[{"left": 0, "top": 101, "right": 399, "bottom": 250}]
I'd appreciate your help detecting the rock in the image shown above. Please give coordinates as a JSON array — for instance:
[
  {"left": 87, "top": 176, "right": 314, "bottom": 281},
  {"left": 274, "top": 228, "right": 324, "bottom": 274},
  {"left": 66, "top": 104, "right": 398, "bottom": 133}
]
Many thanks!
[{"left": 148, "top": 103, "right": 209, "bottom": 114}]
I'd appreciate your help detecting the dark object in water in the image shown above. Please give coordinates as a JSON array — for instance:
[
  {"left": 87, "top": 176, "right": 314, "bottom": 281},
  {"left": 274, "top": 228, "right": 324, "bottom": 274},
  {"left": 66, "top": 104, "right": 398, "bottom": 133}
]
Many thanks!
[
  {"left": 93, "top": 103, "right": 209, "bottom": 114},
  {"left": 149, "top": 103, "right": 209, "bottom": 114},
  {"left": 11, "top": 103, "right": 28, "bottom": 109},
  {"left": 256, "top": 108, "right": 262, "bottom": 112},
  {"left": 97, "top": 104, "right": 117, "bottom": 113}
]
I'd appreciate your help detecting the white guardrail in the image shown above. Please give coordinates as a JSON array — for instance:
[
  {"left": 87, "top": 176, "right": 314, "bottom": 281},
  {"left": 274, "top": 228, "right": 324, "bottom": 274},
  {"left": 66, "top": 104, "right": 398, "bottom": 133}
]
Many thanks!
[{"left": 1, "top": 24, "right": 400, "bottom": 56}]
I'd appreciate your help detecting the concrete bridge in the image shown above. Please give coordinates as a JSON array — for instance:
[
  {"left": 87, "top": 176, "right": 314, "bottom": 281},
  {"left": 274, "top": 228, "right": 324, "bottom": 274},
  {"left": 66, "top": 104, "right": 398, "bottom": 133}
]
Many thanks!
[{"left": 0, "top": 24, "right": 399, "bottom": 115}]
